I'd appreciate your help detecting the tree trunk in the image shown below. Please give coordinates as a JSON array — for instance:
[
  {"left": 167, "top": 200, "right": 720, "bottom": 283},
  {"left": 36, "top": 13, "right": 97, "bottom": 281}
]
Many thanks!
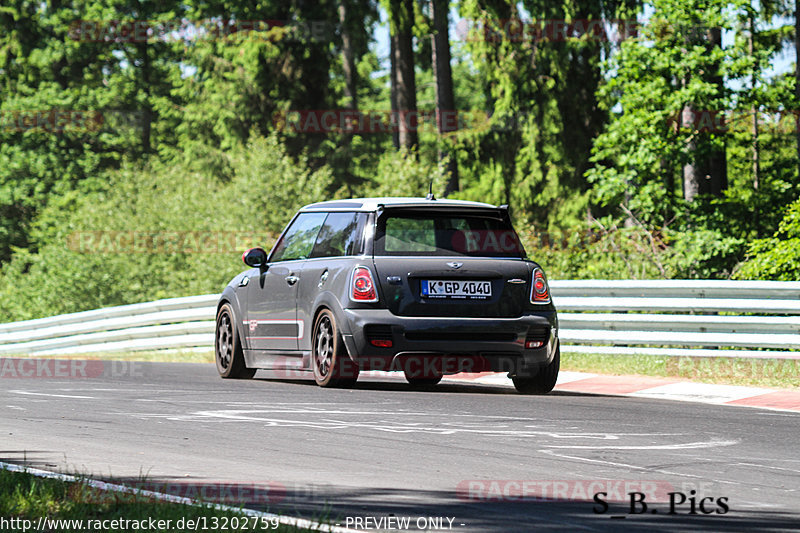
[
  {"left": 137, "top": 40, "right": 151, "bottom": 154},
  {"left": 338, "top": 0, "right": 358, "bottom": 193},
  {"left": 661, "top": 157, "right": 674, "bottom": 222},
  {"left": 430, "top": 0, "right": 458, "bottom": 195},
  {"left": 795, "top": 0, "right": 800, "bottom": 177},
  {"left": 389, "top": 27, "right": 399, "bottom": 149},
  {"left": 339, "top": 2, "right": 357, "bottom": 110},
  {"left": 390, "top": 0, "right": 417, "bottom": 150},
  {"left": 705, "top": 26, "right": 727, "bottom": 196},
  {"left": 749, "top": 15, "right": 759, "bottom": 191},
  {"left": 681, "top": 106, "right": 700, "bottom": 202},
  {"left": 682, "top": 27, "right": 727, "bottom": 201},
  {"left": 682, "top": 105, "right": 726, "bottom": 202}
]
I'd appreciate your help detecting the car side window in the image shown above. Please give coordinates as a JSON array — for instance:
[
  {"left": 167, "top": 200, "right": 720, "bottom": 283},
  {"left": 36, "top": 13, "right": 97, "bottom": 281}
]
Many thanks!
[
  {"left": 269, "top": 212, "right": 327, "bottom": 262},
  {"left": 309, "top": 212, "right": 366, "bottom": 258}
]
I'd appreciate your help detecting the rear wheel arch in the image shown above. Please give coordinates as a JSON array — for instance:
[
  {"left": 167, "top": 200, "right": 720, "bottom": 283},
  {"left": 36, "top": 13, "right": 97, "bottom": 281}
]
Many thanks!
[
  {"left": 310, "top": 301, "right": 355, "bottom": 360},
  {"left": 311, "top": 304, "right": 331, "bottom": 326},
  {"left": 310, "top": 307, "right": 359, "bottom": 387}
]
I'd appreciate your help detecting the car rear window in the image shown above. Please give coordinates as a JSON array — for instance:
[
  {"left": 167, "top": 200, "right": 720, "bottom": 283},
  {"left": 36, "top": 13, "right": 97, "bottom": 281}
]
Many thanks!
[{"left": 375, "top": 211, "right": 525, "bottom": 257}]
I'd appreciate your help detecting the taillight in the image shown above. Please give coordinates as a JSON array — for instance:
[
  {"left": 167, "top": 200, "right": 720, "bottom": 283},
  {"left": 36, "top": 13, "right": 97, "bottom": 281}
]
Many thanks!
[
  {"left": 370, "top": 339, "right": 393, "bottom": 348},
  {"left": 351, "top": 266, "right": 378, "bottom": 302},
  {"left": 530, "top": 268, "right": 550, "bottom": 303}
]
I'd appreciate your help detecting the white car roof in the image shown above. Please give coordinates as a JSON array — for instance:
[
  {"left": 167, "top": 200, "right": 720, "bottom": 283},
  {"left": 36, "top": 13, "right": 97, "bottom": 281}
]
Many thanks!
[{"left": 300, "top": 197, "right": 498, "bottom": 212}]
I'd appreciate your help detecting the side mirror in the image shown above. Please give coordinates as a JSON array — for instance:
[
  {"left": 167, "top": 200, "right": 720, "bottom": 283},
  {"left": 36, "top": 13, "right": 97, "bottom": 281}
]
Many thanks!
[{"left": 242, "top": 247, "right": 268, "bottom": 268}]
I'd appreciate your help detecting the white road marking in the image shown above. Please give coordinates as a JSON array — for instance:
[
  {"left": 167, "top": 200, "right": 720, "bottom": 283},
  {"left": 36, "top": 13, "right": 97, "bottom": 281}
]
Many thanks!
[
  {"left": 9, "top": 390, "right": 95, "bottom": 399},
  {"left": 137, "top": 408, "right": 684, "bottom": 441},
  {"left": 732, "top": 462, "right": 800, "bottom": 475},
  {"left": 544, "top": 439, "right": 739, "bottom": 450},
  {"left": 538, "top": 449, "right": 743, "bottom": 485},
  {"left": 57, "top": 388, "right": 175, "bottom": 392}
]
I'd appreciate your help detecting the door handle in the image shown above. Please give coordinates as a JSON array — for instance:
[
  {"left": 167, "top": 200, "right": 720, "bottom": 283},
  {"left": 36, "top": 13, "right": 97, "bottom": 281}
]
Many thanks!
[{"left": 285, "top": 275, "right": 299, "bottom": 286}]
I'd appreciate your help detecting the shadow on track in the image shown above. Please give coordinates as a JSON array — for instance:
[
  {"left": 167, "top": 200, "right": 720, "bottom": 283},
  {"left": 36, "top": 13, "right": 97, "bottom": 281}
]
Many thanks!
[
  {"left": 252, "top": 372, "right": 616, "bottom": 397},
  {"left": 2, "top": 462, "right": 797, "bottom": 533}
]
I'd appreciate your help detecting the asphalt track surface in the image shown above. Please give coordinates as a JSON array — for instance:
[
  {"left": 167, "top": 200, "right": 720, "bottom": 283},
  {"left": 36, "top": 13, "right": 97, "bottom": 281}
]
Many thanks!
[{"left": 1, "top": 361, "right": 799, "bottom": 532}]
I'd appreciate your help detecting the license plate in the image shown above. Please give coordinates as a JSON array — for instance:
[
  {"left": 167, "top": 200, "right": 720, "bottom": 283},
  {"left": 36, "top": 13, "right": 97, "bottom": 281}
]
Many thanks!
[{"left": 421, "top": 280, "right": 492, "bottom": 299}]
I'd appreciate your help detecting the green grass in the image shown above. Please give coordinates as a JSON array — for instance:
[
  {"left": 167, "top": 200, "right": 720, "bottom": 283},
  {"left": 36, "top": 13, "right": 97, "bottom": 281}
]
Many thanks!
[
  {"left": 0, "top": 468, "right": 308, "bottom": 532},
  {"left": 28, "top": 350, "right": 214, "bottom": 364},
  {"left": 561, "top": 352, "right": 800, "bottom": 389}
]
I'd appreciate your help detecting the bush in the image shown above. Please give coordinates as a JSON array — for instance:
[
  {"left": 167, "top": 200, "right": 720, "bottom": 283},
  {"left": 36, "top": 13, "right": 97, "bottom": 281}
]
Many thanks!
[
  {"left": 734, "top": 196, "right": 800, "bottom": 280},
  {"left": 519, "top": 221, "right": 669, "bottom": 280},
  {"left": 0, "top": 135, "right": 333, "bottom": 322}
]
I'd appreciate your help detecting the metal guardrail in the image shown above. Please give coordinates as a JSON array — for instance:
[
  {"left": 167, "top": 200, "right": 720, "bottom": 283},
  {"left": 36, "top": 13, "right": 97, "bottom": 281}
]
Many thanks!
[
  {"left": 554, "top": 280, "right": 800, "bottom": 358},
  {"left": 1, "top": 281, "right": 799, "bottom": 358},
  {"left": 0, "top": 295, "right": 218, "bottom": 356}
]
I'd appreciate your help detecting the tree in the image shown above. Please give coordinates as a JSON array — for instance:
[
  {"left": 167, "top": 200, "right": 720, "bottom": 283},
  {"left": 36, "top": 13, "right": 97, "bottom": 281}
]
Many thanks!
[
  {"left": 430, "top": 0, "right": 459, "bottom": 194},
  {"left": 388, "top": 0, "right": 418, "bottom": 150},
  {"left": 333, "top": 0, "right": 379, "bottom": 191},
  {"left": 588, "top": 0, "right": 744, "bottom": 225},
  {"left": 0, "top": 0, "right": 183, "bottom": 263},
  {"left": 454, "top": 0, "right": 635, "bottom": 226},
  {"left": 174, "top": 0, "right": 338, "bottom": 160}
]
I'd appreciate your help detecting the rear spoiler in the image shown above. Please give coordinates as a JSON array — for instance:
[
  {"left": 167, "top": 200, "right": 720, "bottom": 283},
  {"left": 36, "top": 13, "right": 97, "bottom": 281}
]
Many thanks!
[{"left": 376, "top": 203, "right": 507, "bottom": 214}]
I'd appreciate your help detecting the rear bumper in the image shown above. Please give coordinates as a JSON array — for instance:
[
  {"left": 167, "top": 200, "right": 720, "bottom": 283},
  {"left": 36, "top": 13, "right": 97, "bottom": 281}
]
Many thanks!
[{"left": 340, "top": 309, "right": 557, "bottom": 376}]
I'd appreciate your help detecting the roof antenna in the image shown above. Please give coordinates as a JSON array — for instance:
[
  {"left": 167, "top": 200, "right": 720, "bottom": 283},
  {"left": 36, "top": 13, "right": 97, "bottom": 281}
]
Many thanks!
[{"left": 426, "top": 178, "right": 436, "bottom": 201}]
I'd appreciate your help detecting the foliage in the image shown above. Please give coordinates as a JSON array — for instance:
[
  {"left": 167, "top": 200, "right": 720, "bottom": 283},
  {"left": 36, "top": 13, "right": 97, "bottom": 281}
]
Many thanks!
[
  {"left": 367, "top": 148, "right": 447, "bottom": 197},
  {"left": 588, "top": 0, "right": 735, "bottom": 223},
  {"left": 585, "top": 0, "right": 798, "bottom": 277},
  {"left": 2, "top": 0, "right": 800, "bottom": 323},
  {"left": 454, "top": 0, "right": 634, "bottom": 227},
  {"left": 0, "top": 135, "right": 332, "bottom": 322},
  {"left": 0, "top": 0, "right": 186, "bottom": 262},
  {"left": 735, "top": 196, "right": 800, "bottom": 280}
]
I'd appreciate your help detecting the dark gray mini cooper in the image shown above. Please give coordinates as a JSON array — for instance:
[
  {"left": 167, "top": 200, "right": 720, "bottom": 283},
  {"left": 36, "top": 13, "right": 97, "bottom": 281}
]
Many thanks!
[{"left": 215, "top": 197, "right": 559, "bottom": 394}]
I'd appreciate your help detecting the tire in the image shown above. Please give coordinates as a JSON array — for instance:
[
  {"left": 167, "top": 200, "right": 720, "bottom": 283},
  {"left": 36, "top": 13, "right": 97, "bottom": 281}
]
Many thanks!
[
  {"left": 512, "top": 346, "right": 560, "bottom": 394},
  {"left": 404, "top": 374, "right": 443, "bottom": 387},
  {"left": 402, "top": 356, "right": 443, "bottom": 387},
  {"left": 215, "top": 303, "right": 256, "bottom": 379},
  {"left": 312, "top": 309, "right": 359, "bottom": 388}
]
